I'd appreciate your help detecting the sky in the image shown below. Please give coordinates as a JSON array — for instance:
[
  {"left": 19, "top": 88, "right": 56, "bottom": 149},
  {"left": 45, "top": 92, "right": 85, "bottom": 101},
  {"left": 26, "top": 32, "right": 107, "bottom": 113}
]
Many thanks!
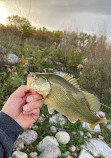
[{"left": 0, "top": 0, "right": 111, "bottom": 38}]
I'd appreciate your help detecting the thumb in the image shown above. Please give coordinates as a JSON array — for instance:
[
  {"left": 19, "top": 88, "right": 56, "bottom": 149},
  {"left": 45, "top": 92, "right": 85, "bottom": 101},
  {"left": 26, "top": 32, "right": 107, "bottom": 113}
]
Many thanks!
[{"left": 11, "top": 85, "right": 29, "bottom": 98}]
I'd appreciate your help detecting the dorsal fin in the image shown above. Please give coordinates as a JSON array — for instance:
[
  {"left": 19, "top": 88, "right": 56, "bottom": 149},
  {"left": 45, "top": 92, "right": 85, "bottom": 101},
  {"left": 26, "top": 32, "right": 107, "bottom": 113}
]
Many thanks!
[
  {"left": 63, "top": 73, "right": 81, "bottom": 91},
  {"left": 82, "top": 91, "right": 101, "bottom": 112}
]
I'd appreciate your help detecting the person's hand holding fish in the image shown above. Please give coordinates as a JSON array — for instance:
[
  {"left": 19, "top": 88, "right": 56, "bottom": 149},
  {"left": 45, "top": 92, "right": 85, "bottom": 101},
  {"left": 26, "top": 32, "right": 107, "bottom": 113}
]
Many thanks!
[
  {"left": 2, "top": 85, "right": 43, "bottom": 129},
  {"left": 27, "top": 73, "right": 109, "bottom": 129}
]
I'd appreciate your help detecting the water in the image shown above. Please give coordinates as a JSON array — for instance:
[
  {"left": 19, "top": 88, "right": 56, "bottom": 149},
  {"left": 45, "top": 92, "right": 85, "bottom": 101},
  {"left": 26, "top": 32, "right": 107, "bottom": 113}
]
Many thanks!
[{"left": 0, "top": 0, "right": 111, "bottom": 38}]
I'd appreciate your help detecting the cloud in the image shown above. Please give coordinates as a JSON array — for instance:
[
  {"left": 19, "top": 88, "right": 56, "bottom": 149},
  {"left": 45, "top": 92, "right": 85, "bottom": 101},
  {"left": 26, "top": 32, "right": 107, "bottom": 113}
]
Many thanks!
[{"left": 38, "top": 0, "right": 111, "bottom": 15}]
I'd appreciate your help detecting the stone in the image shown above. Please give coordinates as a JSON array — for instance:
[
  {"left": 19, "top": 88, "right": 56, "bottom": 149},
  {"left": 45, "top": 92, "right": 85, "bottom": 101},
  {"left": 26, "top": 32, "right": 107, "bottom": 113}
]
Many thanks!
[
  {"left": 82, "top": 122, "right": 101, "bottom": 133},
  {"left": 49, "top": 113, "right": 67, "bottom": 126},
  {"left": 82, "top": 138, "right": 111, "bottom": 158},
  {"left": 21, "top": 130, "right": 37, "bottom": 145},
  {"left": 62, "top": 151, "right": 73, "bottom": 158},
  {"left": 96, "top": 111, "right": 105, "bottom": 118},
  {"left": 55, "top": 131, "right": 70, "bottom": 144},
  {"left": 107, "top": 124, "right": 111, "bottom": 132},
  {"left": 7, "top": 53, "right": 19, "bottom": 64},
  {"left": 79, "top": 131, "right": 84, "bottom": 136},
  {"left": 38, "top": 146, "right": 61, "bottom": 158},
  {"left": 54, "top": 71, "right": 66, "bottom": 77},
  {"left": 86, "top": 132, "right": 92, "bottom": 138},
  {"left": 37, "top": 136, "right": 59, "bottom": 152},
  {"left": 72, "top": 131, "right": 76, "bottom": 135},
  {"left": 14, "top": 138, "right": 24, "bottom": 150},
  {"left": 32, "top": 125, "right": 39, "bottom": 130},
  {"left": 68, "top": 146, "right": 76, "bottom": 152},
  {"left": 57, "top": 128, "right": 66, "bottom": 132},
  {"left": 78, "top": 149, "right": 94, "bottom": 158},
  {"left": 12, "top": 151, "right": 28, "bottom": 158},
  {"left": 38, "top": 115, "right": 45, "bottom": 123},
  {"left": 29, "top": 152, "right": 38, "bottom": 158},
  {"left": 50, "top": 126, "right": 57, "bottom": 134},
  {"left": 98, "top": 135, "right": 104, "bottom": 140}
]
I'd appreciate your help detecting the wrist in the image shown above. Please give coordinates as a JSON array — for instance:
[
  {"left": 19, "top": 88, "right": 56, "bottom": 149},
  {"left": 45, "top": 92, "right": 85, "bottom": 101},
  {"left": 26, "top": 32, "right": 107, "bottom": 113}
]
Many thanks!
[{"left": 0, "top": 112, "right": 23, "bottom": 142}]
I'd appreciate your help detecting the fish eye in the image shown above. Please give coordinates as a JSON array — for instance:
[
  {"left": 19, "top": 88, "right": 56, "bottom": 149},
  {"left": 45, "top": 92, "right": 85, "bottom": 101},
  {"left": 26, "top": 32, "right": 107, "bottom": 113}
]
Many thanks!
[{"left": 34, "top": 76, "right": 37, "bottom": 79}]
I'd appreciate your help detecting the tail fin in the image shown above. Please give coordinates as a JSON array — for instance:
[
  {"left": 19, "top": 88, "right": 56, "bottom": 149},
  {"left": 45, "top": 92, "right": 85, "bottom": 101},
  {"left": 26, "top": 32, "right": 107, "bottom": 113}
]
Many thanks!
[{"left": 89, "top": 118, "right": 109, "bottom": 130}]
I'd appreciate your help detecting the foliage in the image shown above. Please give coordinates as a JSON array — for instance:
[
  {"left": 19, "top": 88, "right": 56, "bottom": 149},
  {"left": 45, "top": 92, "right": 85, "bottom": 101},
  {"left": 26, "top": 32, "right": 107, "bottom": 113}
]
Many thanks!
[
  {"left": 79, "top": 36, "right": 111, "bottom": 118},
  {"left": 6, "top": 15, "right": 33, "bottom": 39}
]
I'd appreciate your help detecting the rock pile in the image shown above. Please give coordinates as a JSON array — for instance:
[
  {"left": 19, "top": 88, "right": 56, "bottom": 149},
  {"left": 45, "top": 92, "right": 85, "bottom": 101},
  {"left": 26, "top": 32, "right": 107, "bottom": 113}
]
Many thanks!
[{"left": 12, "top": 111, "right": 111, "bottom": 158}]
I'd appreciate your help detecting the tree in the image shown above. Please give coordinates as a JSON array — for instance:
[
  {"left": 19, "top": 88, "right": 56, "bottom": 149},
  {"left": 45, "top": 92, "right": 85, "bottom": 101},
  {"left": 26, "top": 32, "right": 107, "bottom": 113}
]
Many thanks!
[{"left": 6, "top": 15, "right": 32, "bottom": 39}]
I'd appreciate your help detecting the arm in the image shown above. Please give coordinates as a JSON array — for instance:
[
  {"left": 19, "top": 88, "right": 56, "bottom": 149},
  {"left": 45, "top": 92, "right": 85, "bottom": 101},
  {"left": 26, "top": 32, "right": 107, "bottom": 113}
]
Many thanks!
[
  {"left": 0, "top": 112, "right": 23, "bottom": 158},
  {"left": 0, "top": 85, "right": 43, "bottom": 157}
]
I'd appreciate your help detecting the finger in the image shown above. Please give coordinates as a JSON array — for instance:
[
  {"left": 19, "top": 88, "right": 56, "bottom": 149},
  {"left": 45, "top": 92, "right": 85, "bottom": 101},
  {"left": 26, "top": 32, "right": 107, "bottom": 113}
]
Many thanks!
[
  {"left": 23, "top": 108, "right": 40, "bottom": 115},
  {"left": 11, "top": 85, "right": 29, "bottom": 98},
  {"left": 26, "top": 94, "right": 43, "bottom": 103},
  {"left": 25, "top": 90, "right": 39, "bottom": 97},
  {"left": 23, "top": 100, "right": 43, "bottom": 112}
]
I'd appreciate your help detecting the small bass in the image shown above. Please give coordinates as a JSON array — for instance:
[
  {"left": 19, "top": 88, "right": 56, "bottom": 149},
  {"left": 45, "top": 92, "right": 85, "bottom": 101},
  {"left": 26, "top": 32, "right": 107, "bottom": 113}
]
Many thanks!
[{"left": 27, "top": 73, "right": 109, "bottom": 129}]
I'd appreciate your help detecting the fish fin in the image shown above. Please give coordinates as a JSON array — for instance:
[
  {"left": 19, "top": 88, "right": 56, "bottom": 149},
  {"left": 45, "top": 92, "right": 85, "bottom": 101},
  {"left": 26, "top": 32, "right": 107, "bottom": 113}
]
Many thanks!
[
  {"left": 43, "top": 97, "right": 46, "bottom": 104},
  {"left": 63, "top": 73, "right": 81, "bottom": 90},
  {"left": 89, "top": 118, "right": 109, "bottom": 130},
  {"left": 82, "top": 91, "right": 101, "bottom": 112},
  {"left": 68, "top": 119, "right": 77, "bottom": 124},
  {"left": 47, "top": 104, "right": 54, "bottom": 114},
  {"left": 67, "top": 116, "right": 78, "bottom": 124}
]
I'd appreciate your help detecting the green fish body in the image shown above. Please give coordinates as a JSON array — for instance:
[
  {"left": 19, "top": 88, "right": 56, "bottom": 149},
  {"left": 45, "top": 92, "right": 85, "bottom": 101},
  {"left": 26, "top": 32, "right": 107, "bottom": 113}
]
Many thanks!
[{"left": 27, "top": 73, "right": 109, "bottom": 129}]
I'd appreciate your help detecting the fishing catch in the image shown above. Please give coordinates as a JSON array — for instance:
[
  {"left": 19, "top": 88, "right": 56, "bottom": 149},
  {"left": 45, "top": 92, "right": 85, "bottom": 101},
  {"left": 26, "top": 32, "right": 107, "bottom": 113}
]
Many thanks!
[{"left": 27, "top": 73, "right": 109, "bottom": 129}]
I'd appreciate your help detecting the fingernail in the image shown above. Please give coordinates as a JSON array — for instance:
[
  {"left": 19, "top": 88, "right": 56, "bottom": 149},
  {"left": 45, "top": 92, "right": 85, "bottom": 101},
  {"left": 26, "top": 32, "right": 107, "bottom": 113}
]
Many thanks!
[
  {"left": 27, "top": 96, "right": 33, "bottom": 102},
  {"left": 24, "top": 105, "right": 30, "bottom": 111}
]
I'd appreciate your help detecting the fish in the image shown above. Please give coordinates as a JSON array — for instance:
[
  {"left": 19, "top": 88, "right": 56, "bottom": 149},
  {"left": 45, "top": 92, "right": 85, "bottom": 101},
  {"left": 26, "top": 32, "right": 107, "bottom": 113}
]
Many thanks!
[{"left": 27, "top": 72, "right": 109, "bottom": 129}]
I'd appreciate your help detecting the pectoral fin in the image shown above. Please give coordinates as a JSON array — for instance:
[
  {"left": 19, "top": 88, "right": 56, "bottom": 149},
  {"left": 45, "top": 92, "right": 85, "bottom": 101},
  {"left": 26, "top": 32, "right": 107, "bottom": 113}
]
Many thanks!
[{"left": 47, "top": 103, "right": 54, "bottom": 114}]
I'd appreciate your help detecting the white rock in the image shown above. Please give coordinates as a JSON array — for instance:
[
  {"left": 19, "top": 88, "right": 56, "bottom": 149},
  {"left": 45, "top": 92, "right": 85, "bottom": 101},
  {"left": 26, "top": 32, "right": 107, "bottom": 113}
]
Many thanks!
[
  {"left": 69, "top": 146, "right": 76, "bottom": 152},
  {"left": 21, "top": 130, "right": 37, "bottom": 145},
  {"left": 98, "top": 135, "right": 104, "bottom": 140},
  {"left": 82, "top": 138, "right": 111, "bottom": 158},
  {"left": 78, "top": 149, "right": 94, "bottom": 158},
  {"left": 38, "top": 146, "right": 61, "bottom": 158},
  {"left": 12, "top": 151, "right": 28, "bottom": 158},
  {"left": 96, "top": 111, "right": 105, "bottom": 118},
  {"left": 62, "top": 151, "right": 73, "bottom": 158},
  {"left": 72, "top": 131, "right": 76, "bottom": 135},
  {"left": 7, "top": 53, "right": 19, "bottom": 64},
  {"left": 32, "top": 125, "right": 39, "bottom": 130},
  {"left": 57, "top": 128, "right": 66, "bottom": 132},
  {"left": 38, "top": 115, "right": 45, "bottom": 123},
  {"left": 37, "top": 136, "right": 59, "bottom": 152},
  {"left": 82, "top": 122, "right": 101, "bottom": 133},
  {"left": 55, "top": 131, "right": 70, "bottom": 144},
  {"left": 79, "top": 131, "right": 84, "bottom": 136},
  {"left": 50, "top": 126, "right": 57, "bottom": 134},
  {"left": 66, "top": 155, "right": 73, "bottom": 158},
  {"left": 107, "top": 124, "right": 111, "bottom": 132},
  {"left": 29, "top": 152, "right": 38, "bottom": 158},
  {"left": 86, "top": 132, "right": 92, "bottom": 138},
  {"left": 49, "top": 113, "right": 67, "bottom": 126},
  {"left": 54, "top": 71, "right": 66, "bottom": 77},
  {"left": 14, "top": 138, "right": 24, "bottom": 150}
]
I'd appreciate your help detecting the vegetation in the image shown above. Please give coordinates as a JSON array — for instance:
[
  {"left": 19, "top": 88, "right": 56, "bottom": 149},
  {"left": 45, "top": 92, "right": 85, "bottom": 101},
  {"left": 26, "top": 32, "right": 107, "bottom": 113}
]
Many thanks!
[{"left": 0, "top": 15, "right": 111, "bottom": 157}]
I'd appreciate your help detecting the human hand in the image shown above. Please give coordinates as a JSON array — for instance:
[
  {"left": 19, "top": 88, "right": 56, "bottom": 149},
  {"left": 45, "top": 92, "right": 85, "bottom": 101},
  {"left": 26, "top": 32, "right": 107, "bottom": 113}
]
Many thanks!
[{"left": 1, "top": 85, "right": 43, "bottom": 129}]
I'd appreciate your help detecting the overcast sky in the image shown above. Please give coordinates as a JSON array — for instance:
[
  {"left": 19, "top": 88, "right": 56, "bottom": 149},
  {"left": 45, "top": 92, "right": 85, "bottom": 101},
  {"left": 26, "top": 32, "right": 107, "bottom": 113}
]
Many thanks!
[{"left": 1, "top": 0, "right": 111, "bottom": 37}]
